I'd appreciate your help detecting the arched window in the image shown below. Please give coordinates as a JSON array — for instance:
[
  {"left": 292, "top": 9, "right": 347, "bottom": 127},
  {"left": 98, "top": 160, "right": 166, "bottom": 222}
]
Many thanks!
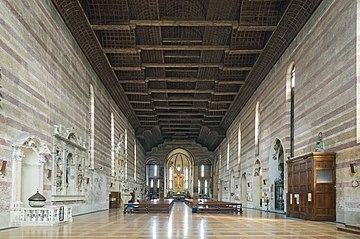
[
  {"left": 198, "top": 179, "right": 201, "bottom": 193},
  {"left": 200, "top": 164, "right": 204, "bottom": 177},
  {"left": 154, "top": 164, "right": 158, "bottom": 177},
  {"left": 290, "top": 65, "right": 295, "bottom": 157},
  {"left": 125, "top": 129, "right": 128, "bottom": 180},
  {"left": 204, "top": 180, "right": 208, "bottom": 195},
  {"left": 134, "top": 138, "right": 137, "bottom": 181},
  {"left": 111, "top": 112, "right": 115, "bottom": 177},
  {"left": 184, "top": 167, "right": 188, "bottom": 189},
  {"left": 227, "top": 140, "right": 230, "bottom": 170},
  {"left": 150, "top": 179, "right": 154, "bottom": 188},
  {"left": 255, "top": 102, "right": 260, "bottom": 156},
  {"left": 157, "top": 179, "right": 160, "bottom": 188},
  {"left": 169, "top": 167, "right": 173, "bottom": 190},
  {"left": 219, "top": 152, "right": 222, "bottom": 173},
  {"left": 89, "top": 85, "right": 95, "bottom": 169},
  {"left": 237, "top": 124, "right": 241, "bottom": 165}
]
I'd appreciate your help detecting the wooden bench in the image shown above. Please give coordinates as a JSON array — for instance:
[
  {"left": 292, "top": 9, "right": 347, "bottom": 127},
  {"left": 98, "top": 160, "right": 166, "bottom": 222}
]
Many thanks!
[
  {"left": 124, "top": 199, "right": 174, "bottom": 214},
  {"left": 186, "top": 199, "right": 242, "bottom": 214}
]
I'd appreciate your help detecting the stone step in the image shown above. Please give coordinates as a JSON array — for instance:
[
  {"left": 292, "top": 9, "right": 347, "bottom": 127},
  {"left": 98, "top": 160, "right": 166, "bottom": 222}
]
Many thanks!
[
  {"left": 346, "top": 224, "right": 360, "bottom": 231},
  {"left": 337, "top": 224, "right": 360, "bottom": 235}
]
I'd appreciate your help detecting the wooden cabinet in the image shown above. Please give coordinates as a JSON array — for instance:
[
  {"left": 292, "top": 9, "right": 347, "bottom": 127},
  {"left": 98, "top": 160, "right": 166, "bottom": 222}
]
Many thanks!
[
  {"left": 109, "top": 192, "right": 121, "bottom": 208},
  {"left": 287, "top": 152, "right": 336, "bottom": 221}
]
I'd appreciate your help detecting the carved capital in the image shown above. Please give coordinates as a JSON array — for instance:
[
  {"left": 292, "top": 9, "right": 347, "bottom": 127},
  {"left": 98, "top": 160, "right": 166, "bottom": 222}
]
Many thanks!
[{"left": 12, "top": 147, "right": 24, "bottom": 162}]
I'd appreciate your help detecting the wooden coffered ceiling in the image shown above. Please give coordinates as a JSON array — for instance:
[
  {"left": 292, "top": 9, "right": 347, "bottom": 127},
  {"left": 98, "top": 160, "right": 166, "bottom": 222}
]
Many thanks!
[{"left": 52, "top": 0, "right": 322, "bottom": 151}]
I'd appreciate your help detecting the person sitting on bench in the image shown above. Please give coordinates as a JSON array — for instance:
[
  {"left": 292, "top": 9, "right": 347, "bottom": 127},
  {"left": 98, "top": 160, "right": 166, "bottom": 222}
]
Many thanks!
[
  {"left": 126, "top": 199, "right": 133, "bottom": 214},
  {"left": 133, "top": 199, "right": 140, "bottom": 211}
]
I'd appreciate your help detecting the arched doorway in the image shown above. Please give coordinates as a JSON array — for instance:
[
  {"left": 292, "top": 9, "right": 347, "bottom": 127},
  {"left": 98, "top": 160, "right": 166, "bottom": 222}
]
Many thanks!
[
  {"left": 252, "top": 160, "right": 262, "bottom": 209},
  {"left": 269, "top": 138, "right": 285, "bottom": 211},
  {"left": 165, "top": 148, "right": 194, "bottom": 198}
]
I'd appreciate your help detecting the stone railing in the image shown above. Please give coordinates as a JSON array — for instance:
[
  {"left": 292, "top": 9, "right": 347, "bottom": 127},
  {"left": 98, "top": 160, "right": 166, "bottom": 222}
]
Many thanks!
[{"left": 10, "top": 205, "right": 72, "bottom": 226}]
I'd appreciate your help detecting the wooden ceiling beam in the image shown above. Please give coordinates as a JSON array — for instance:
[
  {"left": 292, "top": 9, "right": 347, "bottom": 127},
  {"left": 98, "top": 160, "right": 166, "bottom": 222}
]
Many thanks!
[
  {"left": 164, "top": 54, "right": 201, "bottom": 59},
  {"left": 221, "top": 66, "right": 252, "bottom": 71},
  {"left": 159, "top": 123, "right": 201, "bottom": 126},
  {"left": 130, "top": 19, "right": 238, "bottom": 27},
  {"left": 146, "top": 77, "right": 215, "bottom": 83},
  {"left": 142, "top": 63, "right": 221, "bottom": 68},
  {"left": 154, "top": 106, "right": 206, "bottom": 110},
  {"left": 136, "top": 114, "right": 157, "bottom": 117},
  {"left": 103, "top": 48, "right": 139, "bottom": 54},
  {"left": 112, "top": 66, "right": 143, "bottom": 71},
  {"left": 139, "top": 45, "right": 229, "bottom": 51},
  {"left": 91, "top": 24, "right": 131, "bottom": 31},
  {"left": 158, "top": 118, "right": 202, "bottom": 121},
  {"left": 156, "top": 112, "right": 204, "bottom": 116},
  {"left": 152, "top": 98, "right": 209, "bottom": 102},
  {"left": 119, "top": 80, "right": 146, "bottom": 84},
  {"left": 227, "top": 49, "right": 263, "bottom": 55},
  {"left": 149, "top": 89, "right": 213, "bottom": 94},
  {"left": 124, "top": 91, "right": 148, "bottom": 95},
  {"left": 129, "top": 100, "right": 151, "bottom": 104},
  {"left": 217, "top": 80, "right": 245, "bottom": 85},
  {"left": 209, "top": 100, "right": 233, "bottom": 104},
  {"left": 237, "top": 25, "right": 277, "bottom": 32},
  {"left": 213, "top": 92, "right": 239, "bottom": 95},
  {"left": 134, "top": 108, "right": 153, "bottom": 111},
  {"left": 162, "top": 38, "right": 203, "bottom": 43},
  {"left": 104, "top": 47, "right": 262, "bottom": 54},
  {"left": 161, "top": 127, "right": 201, "bottom": 130},
  {"left": 165, "top": 69, "right": 198, "bottom": 72},
  {"left": 92, "top": 23, "right": 276, "bottom": 32}
]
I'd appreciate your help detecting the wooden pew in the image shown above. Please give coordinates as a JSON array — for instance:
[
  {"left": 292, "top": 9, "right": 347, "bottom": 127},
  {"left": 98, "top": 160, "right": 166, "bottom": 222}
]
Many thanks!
[
  {"left": 186, "top": 199, "right": 242, "bottom": 214},
  {"left": 124, "top": 199, "right": 174, "bottom": 214}
]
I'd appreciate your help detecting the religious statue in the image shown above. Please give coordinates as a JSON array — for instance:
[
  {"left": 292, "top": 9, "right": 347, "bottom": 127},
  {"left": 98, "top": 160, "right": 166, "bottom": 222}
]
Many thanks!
[{"left": 314, "top": 132, "right": 324, "bottom": 152}]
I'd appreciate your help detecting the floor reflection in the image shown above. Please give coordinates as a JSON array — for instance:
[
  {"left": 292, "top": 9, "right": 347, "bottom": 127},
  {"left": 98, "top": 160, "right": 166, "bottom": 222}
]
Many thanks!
[{"left": 0, "top": 202, "right": 355, "bottom": 239}]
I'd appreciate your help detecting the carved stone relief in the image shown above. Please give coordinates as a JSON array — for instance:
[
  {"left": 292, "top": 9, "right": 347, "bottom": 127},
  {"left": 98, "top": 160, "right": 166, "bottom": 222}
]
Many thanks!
[{"left": 52, "top": 125, "right": 86, "bottom": 200}]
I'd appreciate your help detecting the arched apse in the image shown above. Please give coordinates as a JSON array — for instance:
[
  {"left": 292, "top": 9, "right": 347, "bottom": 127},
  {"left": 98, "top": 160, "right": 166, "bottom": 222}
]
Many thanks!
[{"left": 164, "top": 148, "right": 194, "bottom": 198}]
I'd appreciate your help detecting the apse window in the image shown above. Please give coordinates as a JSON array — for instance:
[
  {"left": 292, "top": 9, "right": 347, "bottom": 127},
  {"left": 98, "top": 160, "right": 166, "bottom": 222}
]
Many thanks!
[{"left": 201, "top": 164, "right": 204, "bottom": 177}]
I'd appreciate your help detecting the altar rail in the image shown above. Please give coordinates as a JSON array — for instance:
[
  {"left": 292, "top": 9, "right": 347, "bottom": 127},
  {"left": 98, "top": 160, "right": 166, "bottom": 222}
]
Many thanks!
[{"left": 10, "top": 205, "right": 72, "bottom": 226}]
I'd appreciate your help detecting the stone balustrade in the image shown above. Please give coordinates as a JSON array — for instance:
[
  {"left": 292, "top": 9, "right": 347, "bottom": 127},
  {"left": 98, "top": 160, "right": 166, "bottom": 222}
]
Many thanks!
[{"left": 10, "top": 205, "right": 72, "bottom": 226}]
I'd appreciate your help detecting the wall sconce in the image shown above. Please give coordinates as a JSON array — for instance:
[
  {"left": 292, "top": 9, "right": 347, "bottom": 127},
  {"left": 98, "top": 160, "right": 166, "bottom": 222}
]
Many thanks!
[
  {"left": 247, "top": 182, "right": 250, "bottom": 187},
  {"left": 263, "top": 179, "right": 267, "bottom": 185},
  {"left": 350, "top": 163, "right": 356, "bottom": 174},
  {"left": 224, "top": 187, "right": 227, "bottom": 190},
  {"left": 110, "top": 183, "right": 113, "bottom": 187},
  {"left": 235, "top": 185, "right": 238, "bottom": 189}
]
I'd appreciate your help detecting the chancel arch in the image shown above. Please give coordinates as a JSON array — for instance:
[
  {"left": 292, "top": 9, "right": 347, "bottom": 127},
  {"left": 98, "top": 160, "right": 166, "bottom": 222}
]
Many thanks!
[{"left": 165, "top": 148, "right": 194, "bottom": 198}]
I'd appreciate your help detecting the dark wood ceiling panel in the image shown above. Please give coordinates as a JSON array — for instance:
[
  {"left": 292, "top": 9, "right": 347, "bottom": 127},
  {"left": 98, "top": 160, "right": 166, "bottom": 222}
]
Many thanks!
[{"left": 52, "top": 0, "right": 322, "bottom": 151}]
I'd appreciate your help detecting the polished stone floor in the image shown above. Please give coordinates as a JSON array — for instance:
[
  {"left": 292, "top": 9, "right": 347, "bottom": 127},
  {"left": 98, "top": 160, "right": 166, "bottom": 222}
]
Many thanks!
[{"left": 0, "top": 202, "right": 358, "bottom": 239}]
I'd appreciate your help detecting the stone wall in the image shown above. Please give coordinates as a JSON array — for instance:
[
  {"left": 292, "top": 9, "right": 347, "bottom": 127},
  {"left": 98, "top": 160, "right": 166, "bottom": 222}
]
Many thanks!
[
  {"left": 216, "top": 0, "right": 359, "bottom": 224},
  {"left": 0, "top": 0, "right": 145, "bottom": 229}
]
